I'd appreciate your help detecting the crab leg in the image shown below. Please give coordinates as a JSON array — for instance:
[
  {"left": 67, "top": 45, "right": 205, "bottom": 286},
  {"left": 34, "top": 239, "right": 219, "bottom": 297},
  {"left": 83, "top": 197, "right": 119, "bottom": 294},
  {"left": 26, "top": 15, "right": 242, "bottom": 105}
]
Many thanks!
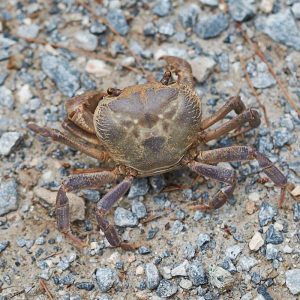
[
  {"left": 187, "top": 162, "right": 237, "bottom": 211},
  {"left": 28, "top": 123, "right": 110, "bottom": 162},
  {"left": 200, "top": 96, "right": 246, "bottom": 130},
  {"left": 196, "top": 146, "right": 287, "bottom": 207},
  {"left": 56, "top": 171, "right": 117, "bottom": 247},
  {"left": 95, "top": 176, "right": 139, "bottom": 251},
  {"left": 199, "top": 108, "right": 260, "bottom": 142}
]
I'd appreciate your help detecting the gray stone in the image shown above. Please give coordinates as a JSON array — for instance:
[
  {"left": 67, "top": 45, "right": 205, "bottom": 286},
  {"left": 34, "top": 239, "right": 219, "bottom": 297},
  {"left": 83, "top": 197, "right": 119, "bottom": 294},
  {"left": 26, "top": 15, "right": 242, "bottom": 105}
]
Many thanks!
[
  {"left": 179, "top": 4, "right": 200, "bottom": 29},
  {"left": 145, "top": 263, "right": 160, "bottom": 290},
  {"left": 194, "top": 13, "right": 229, "bottom": 39},
  {"left": 171, "top": 260, "right": 189, "bottom": 277},
  {"left": 128, "top": 178, "right": 149, "bottom": 198},
  {"left": 17, "top": 24, "right": 40, "bottom": 39},
  {"left": 265, "top": 244, "right": 278, "bottom": 260},
  {"left": 228, "top": 0, "right": 256, "bottom": 22},
  {"left": 273, "top": 128, "right": 293, "bottom": 148},
  {"left": 95, "top": 268, "right": 117, "bottom": 292},
  {"left": 90, "top": 21, "right": 107, "bottom": 35},
  {"left": 218, "top": 53, "right": 229, "bottom": 73},
  {"left": 132, "top": 200, "right": 147, "bottom": 219},
  {"left": 74, "top": 31, "right": 98, "bottom": 51},
  {"left": 184, "top": 242, "right": 196, "bottom": 260},
  {"left": 196, "top": 233, "right": 210, "bottom": 250},
  {"left": 188, "top": 261, "right": 208, "bottom": 286},
  {"left": 158, "top": 22, "right": 175, "bottom": 36},
  {"left": 171, "top": 220, "right": 184, "bottom": 235},
  {"left": 239, "top": 256, "right": 258, "bottom": 271},
  {"left": 0, "top": 36, "right": 16, "bottom": 49},
  {"left": 189, "top": 56, "right": 216, "bottom": 83},
  {"left": 222, "top": 257, "right": 237, "bottom": 274},
  {"left": 143, "top": 22, "right": 157, "bottom": 37},
  {"left": 285, "top": 269, "right": 300, "bottom": 295},
  {"left": 265, "top": 224, "right": 284, "bottom": 244},
  {"left": 149, "top": 175, "right": 166, "bottom": 193},
  {"left": 156, "top": 279, "right": 178, "bottom": 298},
  {"left": 0, "top": 179, "right": 18, "bottom": 216},
  {"left": 225, "top": 245, "right": 242, "bottom": 260},
  {"left": 0, "top": 132, "right": 22, "bottom": 156},
  {"left": 209, "top": 266, "right": 234, "bottom": 292},
  {"left": 114, "top": 207, "right": 138, "bottom": 227},
  {"left": 252, "top": 72, "right": 276, "bottom": 89},
  {"left": 255, "top": 9, "right": 300, "bottom": 51},
  {"left": 107, "top": 9, "right": 129, "bottom": 36},
  {"left": 0, "top": 86, "right": 14, "bottom": 109},
  {"left": 258, "top": 202, "right": 277, "bottom": 226},
  {"left": 199, "top": 0, "right": 218, "bottom": 7},
  {"left": 153, "top": 0, "right": 172, "bottom": 17},
  {"left": 292, "top": 3, "right": 300, "bottom": 19},
  {"left": 41, "top": 54, "right": 80, "bottom": 97},
  {"left": 0, "top": 241, "right": 9, "bottom": 253},
  {"left": 293, "top": 202, "right": 300, "bottom": 221},
  {"left": 280, "top": 114, "right": 295, "bottom": 131}
]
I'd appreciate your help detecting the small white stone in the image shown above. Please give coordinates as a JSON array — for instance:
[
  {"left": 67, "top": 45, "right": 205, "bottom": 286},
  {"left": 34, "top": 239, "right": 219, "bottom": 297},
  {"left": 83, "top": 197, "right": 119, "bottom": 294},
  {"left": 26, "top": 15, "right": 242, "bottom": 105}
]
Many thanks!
[
  {"left": 17, "top": 84, "right": 33, "bottom": 104},
  {"left": 274, "top": 222, "right": 283, "bottom": 231},
  {"left": 260, "top": 0, "right": 275, "bottom": 14},
  {"left": 179, "top": 279, "right": 193, "bottom": 290},
  {"left": 136, "top": 265, "right": 144, "bottom": 275},
  {"left": 90, "top": 242, "right": 98, "bottom": 250},
  {"left": 283, "top": 245, "right": 293, "bottom": 254},
  {"left": 161, "top": 266, "right": 172, "bottom": 279},
  {"left": 292, "top": 3, "right": 300, "bottom": 20},
  {"left": 85, "top": 59, "right": 111, "bottom": 77},
  {"left": 291, "top": 185, "right": 300, "bottom": 197},
  {"left": 171, "top": 260, "right": 189, "bottom": 277},
  {"left": 189, "top": 56, "right": 216, "bottom": 83},
  {"left": 248, "top": 192, "right": 260, "bottom": 202},
  {"left": 286, "top": 269, "right": 300, "bottom": 295},
  {"left": 107, "top": 252, "right": 120, "bottom": 264},
  {"left": 249, "top": 232, "right": 264, "bottom": 251},
  {"left": 73, "top": 30, "right": 98, "bottom": 51}
]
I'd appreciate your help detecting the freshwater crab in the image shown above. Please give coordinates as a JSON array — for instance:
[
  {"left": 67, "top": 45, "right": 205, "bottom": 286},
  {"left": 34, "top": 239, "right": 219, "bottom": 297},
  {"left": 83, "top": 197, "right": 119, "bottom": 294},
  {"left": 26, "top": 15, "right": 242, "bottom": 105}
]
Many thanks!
[{"left": 28, "top": 56, "right": 287, "bottom": 250}]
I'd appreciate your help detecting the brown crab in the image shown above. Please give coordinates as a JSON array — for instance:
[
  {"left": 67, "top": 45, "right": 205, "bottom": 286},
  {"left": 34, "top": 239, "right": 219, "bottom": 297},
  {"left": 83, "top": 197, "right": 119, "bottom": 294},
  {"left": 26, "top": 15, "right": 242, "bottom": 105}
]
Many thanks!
[{"left": 28, "top": 56, "right": 287, "bottom": 250}]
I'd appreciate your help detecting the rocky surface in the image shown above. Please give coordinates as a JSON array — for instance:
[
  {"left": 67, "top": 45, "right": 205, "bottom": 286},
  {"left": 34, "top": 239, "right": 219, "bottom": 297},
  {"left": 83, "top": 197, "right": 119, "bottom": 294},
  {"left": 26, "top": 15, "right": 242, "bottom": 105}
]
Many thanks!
[{"left": 0, "top": 0, "right": 300, "bottom": 299}]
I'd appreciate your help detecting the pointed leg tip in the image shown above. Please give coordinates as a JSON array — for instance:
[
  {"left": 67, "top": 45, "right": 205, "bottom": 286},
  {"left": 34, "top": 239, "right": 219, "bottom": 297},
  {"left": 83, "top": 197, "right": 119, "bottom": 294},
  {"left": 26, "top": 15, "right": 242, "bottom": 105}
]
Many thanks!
[
  {"left": 28, "top": 123, "right": 52, "bottom": 137},
  {"left": 120, "top": 242, "right": 140, "bottom": 251}
]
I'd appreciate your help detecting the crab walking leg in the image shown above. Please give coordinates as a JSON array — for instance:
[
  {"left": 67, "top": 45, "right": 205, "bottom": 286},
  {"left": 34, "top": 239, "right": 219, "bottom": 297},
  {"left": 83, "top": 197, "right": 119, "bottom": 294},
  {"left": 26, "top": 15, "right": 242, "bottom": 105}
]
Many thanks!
[
  {"left": 62, "top": 118, "right": 102, "bottom": 146},
  {"left": 56, "top": 171, "right": 117, "bottom": 247},
  {"left": 200, "top": 96, "right": 246, "bottom": 130},
  {"left": 187, "top": 161, "right": 237, "bottom": 211},
  {"left": 197, "top": 146, "right": 287, "bottom": 207},
  {"left": 95, "top": 177, "right": 138, "bottom": 251},
  {"left": 160, "top": 56, "right": 194, "bottom": 87},
  {"left": 199, "top": 108, "right": 260, "bottom": 142},
  {"left": 28, "top": 123, "right": 110, "bottom": 162}
]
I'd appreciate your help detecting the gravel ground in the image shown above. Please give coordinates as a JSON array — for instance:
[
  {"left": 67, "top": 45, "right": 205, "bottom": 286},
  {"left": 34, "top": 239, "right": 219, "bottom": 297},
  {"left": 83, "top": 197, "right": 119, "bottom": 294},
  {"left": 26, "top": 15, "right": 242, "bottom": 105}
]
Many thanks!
[{"left": 1, "top": 0, "right": 300, "bottom": 299}]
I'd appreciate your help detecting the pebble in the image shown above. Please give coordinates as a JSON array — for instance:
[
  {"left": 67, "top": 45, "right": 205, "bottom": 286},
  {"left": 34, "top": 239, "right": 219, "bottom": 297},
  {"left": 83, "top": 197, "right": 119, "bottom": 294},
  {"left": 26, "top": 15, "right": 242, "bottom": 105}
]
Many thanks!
[
  {"left": 179, "top": 4, "right": 200, "bottom": 29},
  {"left": 147, "top": 227, "right": 159, "bottom": 240},
  {"left": 143, "top": 22, "right": 157, "bottom": 37},
  {"left": 41, "top": 54, "right": 80, "bottom": 97},
  {"left": 199, "top": 0, "right": 218, "bottom": 6},
  {"left": 209, "top": 266, "right": 234, "bottom": 292},
  {"left": 107, "top": 9, "right": 129, "bottom": 36},
  {"left": 246, "top": 201, "right": 258, "bottom": 214},
  {"left": 0, "top": 86, "right": 14, "bottom": 109},
  {"left": 249, "top": 232, "right": 264, "bottom": 251},
  {"left": 228, "top": 0, "right": 256, "bottom": 22},
  {"left": 158, "top": 22, "right": 175, "bottom": 36},
  {"left": 225, "top": 245, "right": 242, "bottom": 260},
  {"left": 149, "top": 175, "right": 166, "bottom": 193},
  {"left": 95, "top": 268, "right": 118, "bottom": 292},
  {"left": 252, "top": 71, "right": 276, "bottom": 89},
  {"left": 171, "top": 220, "right": 184, "bottom": 235},
  {"left": 156, "top": 279, "right": 178, "bottom": 298},
  {"left": 196, "top": 233, "right": 210, "bottom": 250},
  {"left": 259, "top": 0, "right": 275, "bottom": 13},
  {"left": 258, "top": 202, "right": 277, "bottom": 226},
  {"left": 73, "top": 31, "right": 98, "bottom": 51},
  {"left": 222, "top": 257, "right": 237, "bottom": 274},
  {"left": 293, "top": 203, "right": 300, "bottom": 221},
  {"left": 138, "top": 246, "right": 151, "bottom": 255},
  {"left": 239, "top": 256, "right": 258, "bottom": 271},
  {"left": 179, "top": 278, "right": 193, "bottom": 290},
  {"left": 0, "top": 132, "right": 23, "bottom": 156},
  {"left": 0, "top": 179, "right": 18, "bottom": 216},
  {"left": 153, "top": 0, "right": 172, "bottom": 17},
  {"left": 291, "top": 185, "right": 300, "bottom": 197},
  {"left": 189, "top": 56, "right": 216, "bottom": 83},
  {"left": 283, "top": 245, "right": 293, "bottom": 254},
  {"left": 171, "top": 260, "right": 189, "bottom": 277},
  {"left": 194, "top": 13, "right": 229, "bottom": 39},
  {"left": 188, "top": 260, "right": 208, "bottom": 286},
  {"left": 85, "top": 59, "right": 111, "bottom": 77},
  {"left": 75, "top": 282, "right": 95, "bottom": 291},
  {"left": 292, "top": 3, "right": 300, "bottom": 19},
  {"left": 265, "top": 244, "right": 278, "bottom": 260},
  {"left": 132, "top": 200, "right": 147, "bottom": 219},
  {"left": 114, "top": 207, "right": 138, "bottom": 227},
  {"left": 285, "top": 269, "right": 300, "bottom": 295},
  {"left": 17, "top": 24, "right": 40, "bottom": 39},
  {"left": 128, "top": 178, "right": 149, "bottom": 199},
  {"left": 136, "top": 265, "right": 144, "bottom": 276},
  {"left": 273, "top": 128, "right": 293, "bottom": 148},
  {"left": 0, "top": 241, "right": 9, "bottom": 253},
  {"left": 145, "top": 263, "right": 160, "bottom": 290},
  {"left": 255, "top": 9, "right": 300, "bottom": 51},
  {"left": 90, "top": 20, "right": 107, "bottom": 35},
  {"left": 184, "top": 242, "right": 196, "bottom": 260},
  {"left": 265, "top": 224, "right": 284, "bottom": 244}
]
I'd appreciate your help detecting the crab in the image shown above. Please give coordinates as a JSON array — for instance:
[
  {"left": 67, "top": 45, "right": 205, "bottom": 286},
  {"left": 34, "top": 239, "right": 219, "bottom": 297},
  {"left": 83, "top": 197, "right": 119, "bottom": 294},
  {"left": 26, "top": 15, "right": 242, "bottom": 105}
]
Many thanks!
[{"left": 28, "top": 56, "right": 287, "bottom": 250}]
